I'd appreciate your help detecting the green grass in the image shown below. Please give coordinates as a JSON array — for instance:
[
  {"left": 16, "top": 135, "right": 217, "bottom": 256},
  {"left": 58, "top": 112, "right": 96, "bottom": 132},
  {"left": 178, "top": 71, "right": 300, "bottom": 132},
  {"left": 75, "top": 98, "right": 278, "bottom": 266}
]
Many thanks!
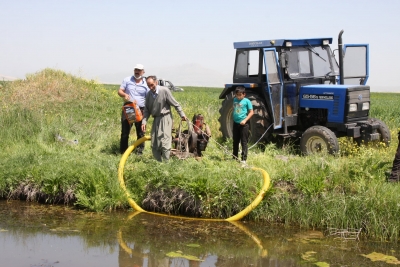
[{"left": 1, "top": 68, "right": 400, "bottom": 241}]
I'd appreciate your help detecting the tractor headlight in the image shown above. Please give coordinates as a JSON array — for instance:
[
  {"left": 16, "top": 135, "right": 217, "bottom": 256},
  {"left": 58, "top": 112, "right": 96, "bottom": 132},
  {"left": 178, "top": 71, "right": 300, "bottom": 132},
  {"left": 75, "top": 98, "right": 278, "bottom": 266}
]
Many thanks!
[
  {"left": 323, "top": 39, "right": 330, "bottom": 45},
  {"left": 349, "top": 104, "right": 357, "bottom": 112},
  {"left": 286, "top": 41, "right": 292, "bottom": 47},
  {"left": 362, "top": 102, "right": 369, "bottom": 110}
]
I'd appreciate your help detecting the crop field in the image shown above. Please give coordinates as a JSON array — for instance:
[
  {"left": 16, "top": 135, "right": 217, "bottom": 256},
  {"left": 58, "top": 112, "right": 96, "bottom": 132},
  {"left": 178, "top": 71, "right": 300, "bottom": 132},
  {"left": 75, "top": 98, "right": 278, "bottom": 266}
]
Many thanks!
[{"left": 1, "top": 69, "right": 400, "bottom": 241}]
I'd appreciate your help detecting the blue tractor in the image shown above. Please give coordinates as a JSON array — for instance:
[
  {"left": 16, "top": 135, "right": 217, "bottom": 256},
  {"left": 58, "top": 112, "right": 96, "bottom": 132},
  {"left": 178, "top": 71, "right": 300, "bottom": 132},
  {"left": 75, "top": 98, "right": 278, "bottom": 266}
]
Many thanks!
[{"left": 218, "top": 31, "right": 391, "bottom": 154}]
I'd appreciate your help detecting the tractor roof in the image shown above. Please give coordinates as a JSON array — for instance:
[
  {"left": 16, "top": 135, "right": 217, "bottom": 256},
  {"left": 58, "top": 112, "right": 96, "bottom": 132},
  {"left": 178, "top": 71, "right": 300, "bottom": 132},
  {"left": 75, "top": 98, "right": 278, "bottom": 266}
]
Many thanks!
[{"left": 233, "top": 38, "right": 333, "bottom": 49}]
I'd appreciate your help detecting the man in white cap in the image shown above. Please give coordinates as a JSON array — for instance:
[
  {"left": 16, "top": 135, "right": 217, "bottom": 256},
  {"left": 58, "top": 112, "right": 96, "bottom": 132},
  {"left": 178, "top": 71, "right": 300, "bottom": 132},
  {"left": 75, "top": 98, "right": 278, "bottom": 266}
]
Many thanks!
[{"left": 118, "top": 64, "right": 149, "bottom": 154}]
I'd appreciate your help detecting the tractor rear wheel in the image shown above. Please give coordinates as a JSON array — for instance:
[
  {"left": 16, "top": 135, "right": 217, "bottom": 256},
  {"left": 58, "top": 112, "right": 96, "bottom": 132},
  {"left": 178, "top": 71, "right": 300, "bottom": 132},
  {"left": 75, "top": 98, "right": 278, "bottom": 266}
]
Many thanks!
[
  {"left": 218, "top": 93, "right": 235, "bottom": 139},
  {"left": 300, "top": 126, "right": 339, "bottom": 155},
  {"left": 218, "top": 92, "right": 272, "bottom": 144}
]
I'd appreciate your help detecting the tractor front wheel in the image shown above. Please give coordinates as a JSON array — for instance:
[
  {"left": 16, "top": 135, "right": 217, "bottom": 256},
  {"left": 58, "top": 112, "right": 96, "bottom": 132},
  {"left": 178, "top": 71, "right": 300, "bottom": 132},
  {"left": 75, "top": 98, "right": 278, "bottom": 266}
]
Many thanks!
[
  {"left": 300, "top": 126, "right": 339, "bottom": 155},
  {"left": 368, "top": 117, "right": 391, "bottom": 147},
  {"left": 354, "top": 118, "right": 391, "bottom": 147}
]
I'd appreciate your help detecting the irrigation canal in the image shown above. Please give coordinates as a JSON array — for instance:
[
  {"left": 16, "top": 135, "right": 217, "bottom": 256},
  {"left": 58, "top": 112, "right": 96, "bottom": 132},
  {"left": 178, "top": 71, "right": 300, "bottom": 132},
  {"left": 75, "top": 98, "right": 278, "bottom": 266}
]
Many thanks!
[{"left": 0, "top": 200, "right": 398, "bottom": 266}]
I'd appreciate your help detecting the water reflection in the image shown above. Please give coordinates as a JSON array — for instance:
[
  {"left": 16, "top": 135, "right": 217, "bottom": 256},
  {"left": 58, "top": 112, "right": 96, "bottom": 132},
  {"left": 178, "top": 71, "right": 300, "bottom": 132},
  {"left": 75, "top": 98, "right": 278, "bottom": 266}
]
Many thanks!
[
  {"left": 117, "top": 211, "right": 268, "bottom": 266},
  {"left": 0, "top": 200, "right": 399, "bottom": 267}
]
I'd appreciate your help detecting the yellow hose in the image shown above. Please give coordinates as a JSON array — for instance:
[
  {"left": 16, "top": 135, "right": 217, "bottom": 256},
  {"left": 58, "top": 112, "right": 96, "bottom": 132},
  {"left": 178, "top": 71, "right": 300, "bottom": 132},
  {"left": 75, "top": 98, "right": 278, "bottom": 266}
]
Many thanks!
[{"left": 118, "top": 136, "right": 271, "bottom": 221}]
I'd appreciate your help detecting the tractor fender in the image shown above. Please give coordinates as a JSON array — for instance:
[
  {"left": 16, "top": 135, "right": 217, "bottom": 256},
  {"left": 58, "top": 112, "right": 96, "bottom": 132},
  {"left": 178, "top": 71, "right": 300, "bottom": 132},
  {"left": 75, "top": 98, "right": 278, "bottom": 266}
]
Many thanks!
[
  {"left": 219, "top": 86, "right": 235, "bottom": 99},
  {"left": 219, "top": 83, "right": 257, "bottom": 99}
]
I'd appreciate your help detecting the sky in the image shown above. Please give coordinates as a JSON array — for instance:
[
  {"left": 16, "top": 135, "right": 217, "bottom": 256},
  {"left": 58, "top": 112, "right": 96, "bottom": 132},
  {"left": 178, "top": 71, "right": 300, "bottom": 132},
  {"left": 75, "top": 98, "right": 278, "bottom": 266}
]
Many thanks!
[{"left": 1, "top": 0, "right": 400, "bottom": 91}]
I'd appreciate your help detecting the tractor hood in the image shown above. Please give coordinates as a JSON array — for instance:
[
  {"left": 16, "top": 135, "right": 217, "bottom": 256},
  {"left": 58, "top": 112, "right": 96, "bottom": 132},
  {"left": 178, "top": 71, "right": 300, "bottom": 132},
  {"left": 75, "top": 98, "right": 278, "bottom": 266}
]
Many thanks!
[{"left": 299, "top": 84, "right": 370, "bottom": 123}]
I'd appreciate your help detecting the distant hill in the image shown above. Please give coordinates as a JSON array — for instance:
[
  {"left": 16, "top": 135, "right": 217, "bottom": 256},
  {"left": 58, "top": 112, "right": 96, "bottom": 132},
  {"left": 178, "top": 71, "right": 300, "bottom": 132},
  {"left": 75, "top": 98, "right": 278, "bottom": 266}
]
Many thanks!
[
  {"left": 96, "top": 63, "right": 231, "bottom": 87},
  {"left": 0, "top": 75, "right": 17, "bottom": 81},
  {"left": 151, "top": 63, "right": 230, "bottom": 87},
  {"left": 371, "top": 86, "right": 399, "bottom": 93}
]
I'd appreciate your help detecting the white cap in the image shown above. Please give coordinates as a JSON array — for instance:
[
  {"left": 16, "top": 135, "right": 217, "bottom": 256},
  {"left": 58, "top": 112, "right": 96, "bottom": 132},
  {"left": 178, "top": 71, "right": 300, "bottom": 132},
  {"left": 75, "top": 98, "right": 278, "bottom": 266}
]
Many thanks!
[{"left": 134, "top": 64, "right": 144, "bottom": 70}]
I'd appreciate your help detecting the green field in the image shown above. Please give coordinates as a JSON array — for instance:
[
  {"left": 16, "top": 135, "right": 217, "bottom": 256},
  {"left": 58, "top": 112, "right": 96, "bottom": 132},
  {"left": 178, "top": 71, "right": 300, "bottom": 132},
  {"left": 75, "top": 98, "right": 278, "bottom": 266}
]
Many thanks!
[{"left": 1, "top": 69, "right": 400, "bottom": 241}]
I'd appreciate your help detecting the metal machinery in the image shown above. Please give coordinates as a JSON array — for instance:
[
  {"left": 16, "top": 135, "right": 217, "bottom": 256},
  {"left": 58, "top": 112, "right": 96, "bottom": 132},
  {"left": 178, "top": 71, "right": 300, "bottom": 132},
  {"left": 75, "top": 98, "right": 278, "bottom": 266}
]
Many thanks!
[
  {"left": 158, "top": 78, "right": 184, "bottom": 92},
  {"left": 172, "top": 114, "right": 211, "bottom": 158},
  {"left": 218, "top": 31, "right": 391, "bottom": 154}
]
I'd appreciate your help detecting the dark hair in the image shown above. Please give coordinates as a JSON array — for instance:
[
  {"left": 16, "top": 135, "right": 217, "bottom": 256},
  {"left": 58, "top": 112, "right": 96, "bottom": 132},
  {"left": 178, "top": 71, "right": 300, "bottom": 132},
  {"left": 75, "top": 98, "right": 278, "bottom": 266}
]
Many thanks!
[
  {"left": 235, "top": 86, "right": 245, "bottom": 94},
  {"left": 146, "top": 75, "right": 157, "bottom": 82}
]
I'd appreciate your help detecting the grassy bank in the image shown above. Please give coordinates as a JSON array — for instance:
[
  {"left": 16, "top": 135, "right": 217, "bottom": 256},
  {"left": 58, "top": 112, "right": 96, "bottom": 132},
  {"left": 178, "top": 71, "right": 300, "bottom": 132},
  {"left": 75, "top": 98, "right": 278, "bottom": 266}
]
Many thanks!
[{"left": 1, "top": 69, "right": 400, "bottom": 241}]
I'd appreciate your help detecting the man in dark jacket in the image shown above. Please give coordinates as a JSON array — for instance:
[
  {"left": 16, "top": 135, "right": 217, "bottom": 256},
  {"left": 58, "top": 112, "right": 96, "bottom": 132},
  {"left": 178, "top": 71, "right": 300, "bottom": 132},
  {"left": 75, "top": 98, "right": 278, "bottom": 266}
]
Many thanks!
[{"left": 388, "top": 131, "right": 400, "bottom": 182}]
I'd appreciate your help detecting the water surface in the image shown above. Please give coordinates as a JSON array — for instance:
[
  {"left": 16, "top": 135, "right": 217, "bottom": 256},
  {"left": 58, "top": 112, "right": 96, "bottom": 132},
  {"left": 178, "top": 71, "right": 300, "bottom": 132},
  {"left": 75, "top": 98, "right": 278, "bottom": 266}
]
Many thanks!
[{"left": 0, "top": 200, "right": 398, "bottom": 266}]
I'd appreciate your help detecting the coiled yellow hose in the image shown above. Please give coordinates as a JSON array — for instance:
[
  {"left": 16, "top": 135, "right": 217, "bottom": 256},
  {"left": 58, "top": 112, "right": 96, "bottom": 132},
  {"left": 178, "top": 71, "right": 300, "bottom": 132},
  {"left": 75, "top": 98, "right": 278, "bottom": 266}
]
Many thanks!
[{"left": 118, "top": 136, "right": 270, "bottom": 221}]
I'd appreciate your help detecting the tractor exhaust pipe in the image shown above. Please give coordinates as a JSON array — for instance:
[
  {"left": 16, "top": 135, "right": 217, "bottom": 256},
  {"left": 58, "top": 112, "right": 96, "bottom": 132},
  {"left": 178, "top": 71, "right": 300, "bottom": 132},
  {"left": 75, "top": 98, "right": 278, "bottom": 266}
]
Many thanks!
[{"left": 338, "top": 30, "right": 344, "bottom": 85}]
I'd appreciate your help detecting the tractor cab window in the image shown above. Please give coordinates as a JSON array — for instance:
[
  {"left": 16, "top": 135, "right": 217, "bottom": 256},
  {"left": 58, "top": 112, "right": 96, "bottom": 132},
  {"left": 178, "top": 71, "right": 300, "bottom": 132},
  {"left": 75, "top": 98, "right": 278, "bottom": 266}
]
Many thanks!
[
  {"left": 298, "top": 50, "right": 311, "bottom": 74},
  {"left": 234, "top": 50, "right": 260, "bottom": 78},
  {"left": 286, "top": 46, "right": 338, "bottom": 79},
  {"left": 235, "top": 51, "right": 248, "bottom": 78},
  {"left": 249, "top": 50, "right": 260, "bottom": 77}
]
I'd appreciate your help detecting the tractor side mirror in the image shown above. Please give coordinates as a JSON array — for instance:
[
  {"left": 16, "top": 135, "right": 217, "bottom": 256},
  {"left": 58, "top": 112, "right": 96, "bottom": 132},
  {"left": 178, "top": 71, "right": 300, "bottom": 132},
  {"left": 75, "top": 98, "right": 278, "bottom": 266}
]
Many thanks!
[{"left": 279, "top": 52, "right": 288, "bottom": 68}]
